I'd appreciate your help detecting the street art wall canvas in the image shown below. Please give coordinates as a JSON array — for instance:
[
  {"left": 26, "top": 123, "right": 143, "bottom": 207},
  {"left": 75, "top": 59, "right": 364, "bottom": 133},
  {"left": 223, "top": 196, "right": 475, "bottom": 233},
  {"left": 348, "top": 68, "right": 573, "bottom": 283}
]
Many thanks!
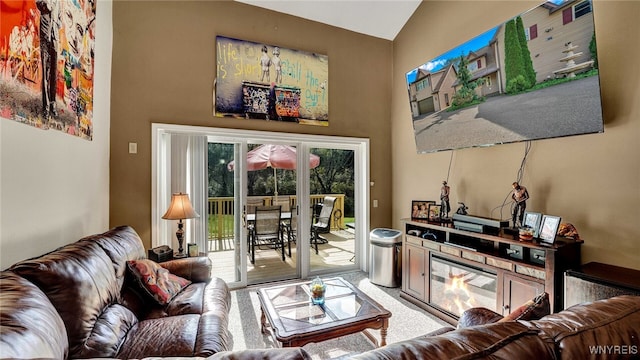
[
  {"left": 1, "top": 0, "right": 96, "bottom": 140},
  {"left": 215, "top": 36, "right": 328, "bottom": 126},
  {"left": 406, "top": 0, "right": 603, "bottom": 153}
]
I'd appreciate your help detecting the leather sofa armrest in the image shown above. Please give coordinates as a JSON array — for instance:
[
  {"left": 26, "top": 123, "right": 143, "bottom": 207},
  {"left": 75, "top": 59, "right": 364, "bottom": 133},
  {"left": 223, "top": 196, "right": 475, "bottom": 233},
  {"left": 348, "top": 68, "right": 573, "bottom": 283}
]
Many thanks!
[
  {"left": 160, "top": 256, "right": 212, "bottom": 283},
  {"left": 458, "top": 307, "right": 504, "bottom": 328},
  {"left": 423, "top": 326, "right": 456, "bottom": 336},
  {"left": 409, "top": 326, "right": 456, "bottom": 341}
]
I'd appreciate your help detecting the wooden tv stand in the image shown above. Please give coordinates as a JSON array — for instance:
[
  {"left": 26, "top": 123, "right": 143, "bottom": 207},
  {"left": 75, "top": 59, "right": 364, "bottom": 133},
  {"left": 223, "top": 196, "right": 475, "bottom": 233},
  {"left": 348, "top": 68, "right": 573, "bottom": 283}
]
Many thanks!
[{"left": 400, "top": 218, "right": 582, "bottom": 324}]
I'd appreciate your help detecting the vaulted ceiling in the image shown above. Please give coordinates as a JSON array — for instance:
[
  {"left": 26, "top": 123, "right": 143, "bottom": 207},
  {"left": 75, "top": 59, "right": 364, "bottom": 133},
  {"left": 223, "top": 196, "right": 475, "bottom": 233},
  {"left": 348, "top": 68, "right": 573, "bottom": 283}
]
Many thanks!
[{"left": 234, "top": 0, "right": 422, "bottom": 41}]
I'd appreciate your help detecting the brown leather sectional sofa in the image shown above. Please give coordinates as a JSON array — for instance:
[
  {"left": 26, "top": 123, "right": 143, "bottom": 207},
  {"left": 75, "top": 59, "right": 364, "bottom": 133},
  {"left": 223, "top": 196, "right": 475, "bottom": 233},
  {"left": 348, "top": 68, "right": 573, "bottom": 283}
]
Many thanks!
[
  {"left": 0, "top": 226, "right": 308, "bottom": 360},
  {"left": 352, "top": 294, "right": 640, "bottom": 359},
  {"left": 2, "top": 225, "right": 638, "bottom": 359}
]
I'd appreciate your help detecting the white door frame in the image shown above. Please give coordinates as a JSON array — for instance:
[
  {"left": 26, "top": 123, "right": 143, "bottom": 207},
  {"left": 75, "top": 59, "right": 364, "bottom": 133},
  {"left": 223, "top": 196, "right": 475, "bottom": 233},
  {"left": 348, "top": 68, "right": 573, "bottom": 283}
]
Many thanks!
[{"left": 152, "top": 123, "right": 370, "bottom": 288}]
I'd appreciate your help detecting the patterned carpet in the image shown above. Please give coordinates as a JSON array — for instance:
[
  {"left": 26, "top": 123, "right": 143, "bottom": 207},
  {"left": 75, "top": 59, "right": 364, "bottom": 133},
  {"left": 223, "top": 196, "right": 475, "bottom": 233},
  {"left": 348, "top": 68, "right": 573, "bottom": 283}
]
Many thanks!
[{"left": 227, "top": 271, "right": 450, "bottom": 359}]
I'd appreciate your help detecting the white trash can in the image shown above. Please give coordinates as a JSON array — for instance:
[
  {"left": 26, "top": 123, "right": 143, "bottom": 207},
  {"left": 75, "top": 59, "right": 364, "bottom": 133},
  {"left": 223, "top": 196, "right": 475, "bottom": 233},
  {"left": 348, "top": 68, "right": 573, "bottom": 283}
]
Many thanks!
[{"left": 369, "top": 228, "right": 403, "bottom": 287}]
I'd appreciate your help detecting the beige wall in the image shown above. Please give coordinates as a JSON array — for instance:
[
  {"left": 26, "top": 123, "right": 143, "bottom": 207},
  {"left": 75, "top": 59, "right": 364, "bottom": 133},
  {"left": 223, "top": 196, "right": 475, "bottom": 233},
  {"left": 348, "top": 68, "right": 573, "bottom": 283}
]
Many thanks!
[
  {"left": 0, "top": 1, "right": 112, "bottom": 270},
  {"left": 3, "top": 1, "right": 635, "bottom": 273},
  {"left": 110, "top": 1, "right": 393, "bottom": 248},
  {"left": 392, "top": 1, "right": 640, "bottom": 270}
]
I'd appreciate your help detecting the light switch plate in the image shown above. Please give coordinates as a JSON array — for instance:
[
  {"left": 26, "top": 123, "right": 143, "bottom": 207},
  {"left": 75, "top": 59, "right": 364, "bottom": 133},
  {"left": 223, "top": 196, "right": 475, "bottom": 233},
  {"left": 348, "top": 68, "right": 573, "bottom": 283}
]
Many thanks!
[{"left": 128, "top": 142, "right": 138, "bottom": 154}]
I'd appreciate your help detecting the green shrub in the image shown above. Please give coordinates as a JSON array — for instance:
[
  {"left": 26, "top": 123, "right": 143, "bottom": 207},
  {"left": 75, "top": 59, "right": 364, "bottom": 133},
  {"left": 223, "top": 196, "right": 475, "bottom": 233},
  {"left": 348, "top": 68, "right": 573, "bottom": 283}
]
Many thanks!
[
  {"left": 451, "top": 87, "right": 475, "bottom": 107},
  {"left": 506, "top": 75, "right": 531, "bottom": 94}
]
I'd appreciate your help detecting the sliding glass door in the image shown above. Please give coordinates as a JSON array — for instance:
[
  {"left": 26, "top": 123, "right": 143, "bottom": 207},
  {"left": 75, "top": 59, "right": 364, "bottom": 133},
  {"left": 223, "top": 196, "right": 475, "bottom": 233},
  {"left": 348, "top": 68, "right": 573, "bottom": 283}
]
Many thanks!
[
  {"left": 206, "top": 141, "right": 242, "bottom": 284},
  {"left": 308, "top": 146, "right": 357, "bottom": 275},
  {"left": 244, "top": 142, "right": 298, "bottom": 284},
  {"left": 152, "top": 124, "right": 369, "bottom": 289}
]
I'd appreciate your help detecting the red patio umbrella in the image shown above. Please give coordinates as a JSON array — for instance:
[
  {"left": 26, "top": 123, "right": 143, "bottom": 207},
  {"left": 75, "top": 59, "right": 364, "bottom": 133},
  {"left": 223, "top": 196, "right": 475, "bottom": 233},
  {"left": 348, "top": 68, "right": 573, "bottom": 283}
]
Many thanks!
[{"left": 227, "top": 144, "right": 320, "bottom": 199}]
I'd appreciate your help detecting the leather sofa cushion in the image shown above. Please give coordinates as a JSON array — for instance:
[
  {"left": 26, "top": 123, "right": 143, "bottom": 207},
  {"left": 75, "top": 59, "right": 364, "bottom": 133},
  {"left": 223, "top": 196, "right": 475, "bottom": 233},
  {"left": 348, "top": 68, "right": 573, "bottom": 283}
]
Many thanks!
[
  {"left": 161, "top": 256, "right": 213, "bottom": 283},
  {"left": 530, "top": 295, "right": 640, "bottom": 359},
  {"left": 351, "top": 321, "right": 555, "bottom": 360},
  {"left": 81, "top": 225, "right": 147, "bottom": 288},
  {"left": 116, "top": 312, "right": 231, "bottom": 358},
  {"left": 144, "top": 278, "right": 231, "bottom": 318},
  {"left": 0, "top": 272, "right": 68, "bottom": 359},
  {"left": 142, "top": 280, "right": 233, "bottom": 354},
  {"left": 117, "top": 315, "right": 201, "bottom": 358},
  {"left": 9, "top": 240, "right": 127, "bottom": 358}
]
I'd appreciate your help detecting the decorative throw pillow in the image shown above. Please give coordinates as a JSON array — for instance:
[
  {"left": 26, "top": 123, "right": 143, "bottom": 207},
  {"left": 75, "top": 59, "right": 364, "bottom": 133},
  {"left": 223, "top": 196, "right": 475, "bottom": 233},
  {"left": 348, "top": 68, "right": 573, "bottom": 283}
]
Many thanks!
[
  {"left": 126, "top": 259, "right": 191, "bottom": 305},
  {"left": 499, "top": 292, "right": 550, "bottom": 322}
]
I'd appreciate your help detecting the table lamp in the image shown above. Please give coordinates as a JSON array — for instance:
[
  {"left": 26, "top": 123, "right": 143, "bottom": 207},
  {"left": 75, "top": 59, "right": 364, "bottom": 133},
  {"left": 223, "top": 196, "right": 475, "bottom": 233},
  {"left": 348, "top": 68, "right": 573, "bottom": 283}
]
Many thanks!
[{"left": 162, "top": 193, "right": 199, "bottom": 258}]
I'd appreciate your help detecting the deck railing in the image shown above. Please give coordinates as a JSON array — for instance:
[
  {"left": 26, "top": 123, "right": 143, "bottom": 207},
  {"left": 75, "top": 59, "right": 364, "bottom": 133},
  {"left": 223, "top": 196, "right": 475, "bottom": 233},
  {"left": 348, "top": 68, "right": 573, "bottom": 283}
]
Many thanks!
[{"left": 207, "top": 194, "right": 345, "bottom": 240}]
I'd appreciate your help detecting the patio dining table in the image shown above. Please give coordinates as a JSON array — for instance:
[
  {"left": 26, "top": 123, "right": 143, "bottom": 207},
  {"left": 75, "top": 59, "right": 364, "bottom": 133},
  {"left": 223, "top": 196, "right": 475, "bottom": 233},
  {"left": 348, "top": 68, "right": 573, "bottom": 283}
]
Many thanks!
[{"left": 245, "top": 212, "right": 291, "bottom": 222}]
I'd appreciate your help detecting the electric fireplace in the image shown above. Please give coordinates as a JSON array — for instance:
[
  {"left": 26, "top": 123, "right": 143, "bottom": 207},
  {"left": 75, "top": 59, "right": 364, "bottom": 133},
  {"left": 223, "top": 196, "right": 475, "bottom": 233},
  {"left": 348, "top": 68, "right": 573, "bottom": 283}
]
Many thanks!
[{"left": 430, "top": 255, "right": 497, "bottom": 318}]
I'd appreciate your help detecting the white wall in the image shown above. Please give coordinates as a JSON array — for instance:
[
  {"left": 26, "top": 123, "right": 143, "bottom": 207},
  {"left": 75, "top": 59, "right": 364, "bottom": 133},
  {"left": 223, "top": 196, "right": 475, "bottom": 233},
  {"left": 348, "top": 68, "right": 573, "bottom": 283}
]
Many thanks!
[{"left": 0, "top": 1, "right": 112, "bottom": 270}]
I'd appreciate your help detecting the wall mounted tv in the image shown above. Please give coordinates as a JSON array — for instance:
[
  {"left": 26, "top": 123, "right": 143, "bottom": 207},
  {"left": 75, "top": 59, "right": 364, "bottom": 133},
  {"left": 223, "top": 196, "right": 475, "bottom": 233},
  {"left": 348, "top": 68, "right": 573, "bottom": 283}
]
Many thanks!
[{"left": 406, "top": 0, "right": 604, "bottom": 154}]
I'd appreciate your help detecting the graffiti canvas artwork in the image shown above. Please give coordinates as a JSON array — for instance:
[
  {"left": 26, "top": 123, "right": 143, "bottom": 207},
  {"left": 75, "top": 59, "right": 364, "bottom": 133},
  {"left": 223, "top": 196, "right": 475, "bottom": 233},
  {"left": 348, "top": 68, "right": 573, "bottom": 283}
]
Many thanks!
[
  {"left": 1, "top": 0, "right": 96, "bottom": 140},
  {"left": 215, "top": 36, "right": 328, "bottom": 126}
]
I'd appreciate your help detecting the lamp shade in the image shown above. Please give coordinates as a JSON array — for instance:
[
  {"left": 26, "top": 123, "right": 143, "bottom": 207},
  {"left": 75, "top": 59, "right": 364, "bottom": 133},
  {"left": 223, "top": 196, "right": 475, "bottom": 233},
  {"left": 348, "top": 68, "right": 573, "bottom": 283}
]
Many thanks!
[{"left": 162, "top": 193, "right": 200, "bottom": 220}]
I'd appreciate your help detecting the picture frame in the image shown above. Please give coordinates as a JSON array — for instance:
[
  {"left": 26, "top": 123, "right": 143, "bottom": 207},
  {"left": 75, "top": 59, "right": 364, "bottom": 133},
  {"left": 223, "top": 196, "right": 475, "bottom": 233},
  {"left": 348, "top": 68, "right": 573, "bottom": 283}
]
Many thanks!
[
  {"left": 428, "top": 203, "right": 443, "bottom": 222},
  {"left": 539, "top": 215, "right": 562, "bottom": 244},
  {"left": 188, "top": 243, "right": 199, "bottom": 257},
  {"left": 523, "top": 211, "right": 542, "bottom": 238},
  {"left": 215, "top": 36, "right": 329, "bottom": 126},
  {"left": 411, "top": 200, "right": 435, "bottom": 220}
]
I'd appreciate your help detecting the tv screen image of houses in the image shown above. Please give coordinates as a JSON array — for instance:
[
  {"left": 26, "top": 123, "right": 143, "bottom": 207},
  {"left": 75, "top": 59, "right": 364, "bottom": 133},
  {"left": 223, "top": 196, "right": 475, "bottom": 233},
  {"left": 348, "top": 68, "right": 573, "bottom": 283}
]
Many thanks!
[{"left": 406, "top": 0, "right": 604, "bottom": 154}]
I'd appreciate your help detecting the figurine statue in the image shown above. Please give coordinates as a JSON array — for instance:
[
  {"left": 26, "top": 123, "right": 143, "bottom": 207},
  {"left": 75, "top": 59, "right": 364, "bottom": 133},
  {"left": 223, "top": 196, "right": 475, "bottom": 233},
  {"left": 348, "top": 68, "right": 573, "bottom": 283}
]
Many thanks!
[
  {"left": 511, "top": 181, "right": 530, "bottom": 227},
  {"left": 456, "top": 202, "right": 468, "bottom": 215},
  {"left": 440, "top": 181, "right": 451, "bottom": 219}
]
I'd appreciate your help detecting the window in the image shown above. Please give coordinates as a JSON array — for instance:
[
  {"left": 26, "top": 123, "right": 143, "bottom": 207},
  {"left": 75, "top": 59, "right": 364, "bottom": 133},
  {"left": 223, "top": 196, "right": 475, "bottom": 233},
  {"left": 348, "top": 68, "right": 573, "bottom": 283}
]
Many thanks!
[
  {"left": 574, "top": 0, "right": 592, "bottom": 19},
  {"left": 416, "top": 78, "right": 430, "bottom": 91},
  {"left": 485, "top": 76, "right": 492, "bottom": 87},
  {"left": 444, "top": 93, "right": 450, "bottom": 106},
  {"left": 563, "top": 1, "right": 592, "bottom": 24},
  {"left": 467, "top": 60, "right": 479, "bottom": 72}
]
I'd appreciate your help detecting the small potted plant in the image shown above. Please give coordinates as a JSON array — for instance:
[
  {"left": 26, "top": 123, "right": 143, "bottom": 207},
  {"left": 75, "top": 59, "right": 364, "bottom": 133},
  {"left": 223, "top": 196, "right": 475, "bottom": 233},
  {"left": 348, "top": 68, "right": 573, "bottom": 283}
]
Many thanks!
[{"left": 310, "top": 276, "right": 326, "bottom": 305}]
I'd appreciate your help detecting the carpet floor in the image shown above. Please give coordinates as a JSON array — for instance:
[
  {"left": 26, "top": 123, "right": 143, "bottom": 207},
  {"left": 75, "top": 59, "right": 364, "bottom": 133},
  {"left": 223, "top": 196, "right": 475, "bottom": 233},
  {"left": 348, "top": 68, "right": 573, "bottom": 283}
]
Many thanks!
[{"left": 227, "top": 271, "right": 450, "bottom": 359}]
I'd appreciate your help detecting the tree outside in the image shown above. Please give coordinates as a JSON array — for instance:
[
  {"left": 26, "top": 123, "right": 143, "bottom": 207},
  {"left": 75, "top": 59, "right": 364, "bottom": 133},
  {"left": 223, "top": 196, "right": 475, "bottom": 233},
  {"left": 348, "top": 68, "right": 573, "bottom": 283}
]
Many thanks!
[{"left": 207, "top": 144, "right": 355, "bottom": 217}]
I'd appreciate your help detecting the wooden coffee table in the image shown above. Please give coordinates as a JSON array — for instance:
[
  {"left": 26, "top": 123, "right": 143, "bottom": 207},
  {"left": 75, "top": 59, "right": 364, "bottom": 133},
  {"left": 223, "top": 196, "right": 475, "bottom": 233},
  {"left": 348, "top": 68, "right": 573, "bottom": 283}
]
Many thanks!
[{"left": 257, "top": 277, "right": 391, "bottom": 347}]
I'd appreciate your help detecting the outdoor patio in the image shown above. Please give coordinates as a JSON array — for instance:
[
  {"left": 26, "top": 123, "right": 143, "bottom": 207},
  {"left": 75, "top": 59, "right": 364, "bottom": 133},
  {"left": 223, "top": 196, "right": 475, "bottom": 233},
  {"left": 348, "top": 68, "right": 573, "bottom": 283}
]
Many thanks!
[{"left": 208, "top": 228, "right": 356, "bottom": 284}]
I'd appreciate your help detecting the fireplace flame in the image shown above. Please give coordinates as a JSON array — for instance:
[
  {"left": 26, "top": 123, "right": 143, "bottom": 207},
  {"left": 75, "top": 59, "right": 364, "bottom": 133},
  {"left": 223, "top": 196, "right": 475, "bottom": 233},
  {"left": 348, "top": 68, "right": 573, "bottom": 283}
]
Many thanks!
[{"left": 444, "top": 273, "right": 475, "bottom": 315}]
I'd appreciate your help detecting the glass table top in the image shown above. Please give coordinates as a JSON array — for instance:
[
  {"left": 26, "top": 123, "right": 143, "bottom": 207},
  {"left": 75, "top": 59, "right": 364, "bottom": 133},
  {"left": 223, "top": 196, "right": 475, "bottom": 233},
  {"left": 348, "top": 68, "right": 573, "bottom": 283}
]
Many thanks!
[{"left": 262, "top": 277, "right": 365, "bottom": 326}]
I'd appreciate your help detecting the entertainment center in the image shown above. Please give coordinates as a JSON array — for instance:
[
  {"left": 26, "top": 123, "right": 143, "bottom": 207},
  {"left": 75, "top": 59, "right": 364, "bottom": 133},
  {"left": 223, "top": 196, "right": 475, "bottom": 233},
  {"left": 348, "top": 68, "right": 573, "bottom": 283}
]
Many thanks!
[{"left": 400, "top": 218, "right": 582, "bottom": 324}]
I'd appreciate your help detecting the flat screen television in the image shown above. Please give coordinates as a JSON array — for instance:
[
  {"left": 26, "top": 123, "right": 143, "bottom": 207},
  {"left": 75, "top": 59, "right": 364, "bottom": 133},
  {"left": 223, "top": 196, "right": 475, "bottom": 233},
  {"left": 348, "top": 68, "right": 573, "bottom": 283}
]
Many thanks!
[{"left": 406, "top": 0, "right": 604, "bottom": 154}]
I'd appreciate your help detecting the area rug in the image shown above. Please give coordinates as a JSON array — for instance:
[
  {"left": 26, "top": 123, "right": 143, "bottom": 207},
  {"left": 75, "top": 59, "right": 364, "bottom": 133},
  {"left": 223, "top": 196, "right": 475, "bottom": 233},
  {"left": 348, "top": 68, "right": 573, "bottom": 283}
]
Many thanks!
[{"left": 227, "top": 271, "right": 450, "bottom": 359}]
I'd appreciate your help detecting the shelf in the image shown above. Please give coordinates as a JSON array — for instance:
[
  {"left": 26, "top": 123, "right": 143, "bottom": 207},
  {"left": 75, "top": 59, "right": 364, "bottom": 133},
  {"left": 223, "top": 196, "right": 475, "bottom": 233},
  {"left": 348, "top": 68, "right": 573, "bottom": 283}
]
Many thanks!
[
  {"left": 401, "top": 217, "right": 582, "bottom": 314},
  {"left": 404, "top": 218, "right": 582, "bottom": 252}
]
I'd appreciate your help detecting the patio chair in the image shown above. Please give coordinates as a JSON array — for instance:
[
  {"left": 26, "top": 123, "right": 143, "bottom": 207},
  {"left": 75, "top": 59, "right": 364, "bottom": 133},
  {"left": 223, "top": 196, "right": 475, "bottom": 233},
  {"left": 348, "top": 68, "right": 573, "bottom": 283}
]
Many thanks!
[
  {"left": 311, "top": 196, "right": 336, "bottom": 254},
  {"left": 245, "top": 197, "right": 266, "bottom": 214},
  {"left": 283, "top": 206, "right": 298, "bottom": 256},
  {"left": 273, "top": 196, "right": 291, "bottom": 211},
  {"left": 248, "top": 205, "right": 288, "bottom": 264}
]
